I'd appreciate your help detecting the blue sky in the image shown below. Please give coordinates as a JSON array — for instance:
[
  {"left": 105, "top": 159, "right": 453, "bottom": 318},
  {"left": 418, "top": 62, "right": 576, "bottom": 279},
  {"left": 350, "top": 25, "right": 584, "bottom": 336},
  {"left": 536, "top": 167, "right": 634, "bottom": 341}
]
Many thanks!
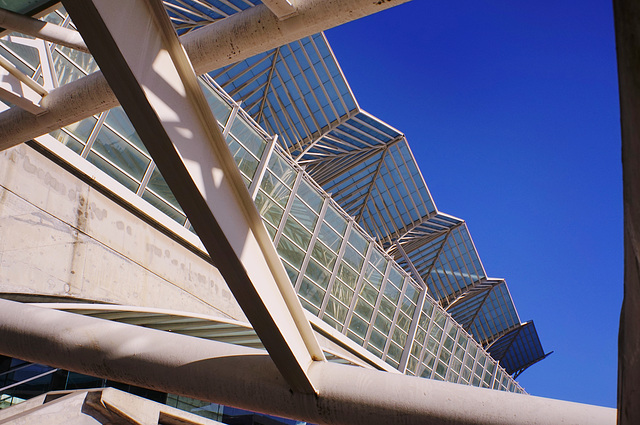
[{"left": 327, "top": 0, "right": 622, "bottom": 408}]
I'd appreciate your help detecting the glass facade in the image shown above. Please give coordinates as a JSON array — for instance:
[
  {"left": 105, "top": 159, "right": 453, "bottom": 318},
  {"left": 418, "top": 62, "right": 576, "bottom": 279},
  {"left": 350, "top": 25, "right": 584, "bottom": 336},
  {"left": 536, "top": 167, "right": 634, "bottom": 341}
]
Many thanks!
[{"left": 0, "top": 3, "right": 541, "bottom": 398}]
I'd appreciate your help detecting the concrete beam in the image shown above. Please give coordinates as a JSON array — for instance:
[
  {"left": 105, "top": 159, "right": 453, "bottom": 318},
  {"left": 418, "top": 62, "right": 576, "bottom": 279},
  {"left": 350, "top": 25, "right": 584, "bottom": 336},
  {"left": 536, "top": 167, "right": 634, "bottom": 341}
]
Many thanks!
[
  {"left": 613, "top": 0, "right": 640, "bottom": 423},
  {"left": 0, "top": 299, "right": 616, "bottom": 425},
  {"left": 0, "top": 0, "right": 411, "bottom": 150}
]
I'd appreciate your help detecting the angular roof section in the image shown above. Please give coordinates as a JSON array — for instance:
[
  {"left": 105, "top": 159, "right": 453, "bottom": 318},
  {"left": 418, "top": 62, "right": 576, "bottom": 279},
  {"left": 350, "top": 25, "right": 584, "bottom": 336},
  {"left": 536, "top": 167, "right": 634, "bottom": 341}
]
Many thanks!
[
  {"left": 210, "top": 32, "right": 358, "bottom": 155},
  {"left": 446, "top": 278, "right": 521, "bottom": 346},
  {"left": 486, "top": 322, "right": 551, "bottom": 377},
  {"left": 206, "top": 30, "right": 548, "bottom": 377}
]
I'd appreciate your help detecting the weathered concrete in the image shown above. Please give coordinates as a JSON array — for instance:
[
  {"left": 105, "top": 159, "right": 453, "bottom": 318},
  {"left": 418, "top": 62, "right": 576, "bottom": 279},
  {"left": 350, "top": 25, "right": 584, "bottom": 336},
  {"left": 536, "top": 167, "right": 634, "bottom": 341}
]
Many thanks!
[
  {"left": 0, "top": 387, "right": 226, "bottom": 424},
  {"left": 0, "top": 143, "right": 244, "bottom": 320},
  {"left": 614, "top": 0, "right": 640, "bottom": 423}
]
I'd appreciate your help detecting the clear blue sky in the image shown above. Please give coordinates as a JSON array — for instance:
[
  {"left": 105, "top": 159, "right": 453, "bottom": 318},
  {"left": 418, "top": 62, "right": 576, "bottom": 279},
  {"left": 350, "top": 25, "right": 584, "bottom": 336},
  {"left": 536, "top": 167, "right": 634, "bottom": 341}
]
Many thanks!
[{"left": 326, "top": 0, "right": 622, "bottom": 408}]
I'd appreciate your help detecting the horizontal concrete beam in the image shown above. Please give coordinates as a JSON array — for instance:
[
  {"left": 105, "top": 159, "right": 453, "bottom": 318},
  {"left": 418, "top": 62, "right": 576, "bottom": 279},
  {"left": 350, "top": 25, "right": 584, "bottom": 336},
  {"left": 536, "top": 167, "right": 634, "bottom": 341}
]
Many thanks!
[
  {"left": 0, "top": 299, "right": 616, "bottom": 425},
  {"left": 0, "top": 0, "right": 411, "bottom": 151}
]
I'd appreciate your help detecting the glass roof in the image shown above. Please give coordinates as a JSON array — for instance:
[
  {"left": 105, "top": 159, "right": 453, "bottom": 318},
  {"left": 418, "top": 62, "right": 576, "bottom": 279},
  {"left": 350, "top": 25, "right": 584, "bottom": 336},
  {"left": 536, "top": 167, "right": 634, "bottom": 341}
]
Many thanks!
[
  {"left": 486, "top": 322, "right": 549, "bottom": 376},
  {"left": 211, "top": 32, "right": 358, "bottom": 154},
  {"left": 446, "top": 279, "right": 521, "bottom": 346},
  {"left": 163, "top": 0, "right": 262, "bottom": 34}
]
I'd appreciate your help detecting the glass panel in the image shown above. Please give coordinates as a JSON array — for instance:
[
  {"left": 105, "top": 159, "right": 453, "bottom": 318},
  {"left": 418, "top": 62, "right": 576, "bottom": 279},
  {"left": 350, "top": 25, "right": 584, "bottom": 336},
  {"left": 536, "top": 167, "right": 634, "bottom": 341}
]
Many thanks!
[
  {"left": 92, "top": 126, "right": 149, "bottom": 181},
  {"left": 142, "top": 190, "right": 186, "bottom": 225},
  {"left": 104, "top": 107, "right": 146, "bottom": 152},
  {"left": 299, "top": 278, "right": 325, "bottom": 307},
  {"left": 317, "top": 222, "right": 342, "bottom": 251},
  {"left": 331, "top": 280, "right": 354, "bottom": 305},
  {"left": 228, "top": 117, "right": 266, "bottom": 158},
  {"left": 260, "top": 171, "right": 291, "bottom": 207},
  {"left": 305, "top": 259, "right": 331, "bottom": 289},
  {"left": 326, "top": 298, "right": 347, "bottom": 323},
  {"left": 349, "top": 314, "right": 369, "bottom": 338},
  {"left": 254, "top": 190, "right": 284, "bottom": 228},
  {"left": 348, "top": 230, "right": 368, "bottom": 255},
  {"left": 276, "top": 236, "right": 305, "bottom": 269},
  {"left": 146, "top": 167, "right": 183, "bottom": 211},
  {"left": 311, "top": 240, "right": 337, "bottom": 269},
  {"left": 199, "top": 80, "right": 232, "bottom": 125},
  {"left": 354, "top": 299, "right": 374, "bottom": 321},
  {"left": 267, "top": 154, "right": 296, "bottom": 187},
  {"left": 282, "top": 217, "right": 312, "bottom": 249},
  {"left": 364, "top": 264, "right": 384, "bottom": 289},
  {"left": 227, "top": 137, "right": 259, "bottom": 179},
  {"left": 297, "top": 179, "right": 323, "bottom": 212},
  {"left": 290, "top": 197, "right": 318, "bottom": 231},
  {"left": 337, "top": 262, "right": 358, "bottom": 289},
  {"left": 324, "top": 205, "right": 347, "bottom": 235},
  {"left": 374, "top": 314, "right": 391, "bottom": 335},
  {"left": 360, "top": 282, "right": 378, "bottom": 305},
  {"left": 342, "top": 244, "right": 364, "bottom": 272}
]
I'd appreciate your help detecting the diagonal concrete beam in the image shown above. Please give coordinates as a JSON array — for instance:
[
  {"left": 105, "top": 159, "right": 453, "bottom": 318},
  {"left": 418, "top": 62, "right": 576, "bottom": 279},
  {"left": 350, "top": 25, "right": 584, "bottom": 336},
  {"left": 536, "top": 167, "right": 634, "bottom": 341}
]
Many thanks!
[
  {"left": 62, "top": 0, "right": 325, "bottom": 393},
  {"left": 0, "top": 0, "right": 412, "bottom": 151}
]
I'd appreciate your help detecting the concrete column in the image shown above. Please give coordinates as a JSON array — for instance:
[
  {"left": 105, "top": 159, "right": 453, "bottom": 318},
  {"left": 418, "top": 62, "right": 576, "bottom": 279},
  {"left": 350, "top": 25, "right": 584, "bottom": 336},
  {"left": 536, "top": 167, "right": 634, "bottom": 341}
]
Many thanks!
[{"left": 613, "top": 0, "right": 640, "bottom": 423}]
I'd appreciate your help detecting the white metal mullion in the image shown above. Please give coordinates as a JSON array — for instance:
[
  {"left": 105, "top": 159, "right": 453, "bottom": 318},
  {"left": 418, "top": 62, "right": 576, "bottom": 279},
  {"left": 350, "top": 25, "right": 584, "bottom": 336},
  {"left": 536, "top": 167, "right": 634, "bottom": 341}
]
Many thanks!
[
  {"left": 353, "top": 147, "right": 387, "bottom": 222},
  {"left": 222, "top": 102, "right": 240, "bottom": 137},
  {"left": 312, "top": 33, "right": 352, "bottom": 114},
  {"left": 79, "top": 111, "right": 108, "bottom": 158},
  {"left": 216, "top": 0, "right": 244, "bottom": 13},
  {"left": 226, "top": 55, "right": 274, "bottom": 96},
  {"left": 363, "top": 260, "right": 392, "bottom": 348},
  {"left": 292, "top": 109, "right": 359, "bottom": 160},
  {"left": 249, "top": 134, "right": 278, "bottom": 199},
  {"left": 381, "top": 274, "right": 408, "bottom": 360},
  {"left": 177, "top": 0, "right": 232, "bottom": 16},
  {"left": 350, "top": 114, "right": 399, "bottom": 141},
  {"left": 368, "top": 160, "right": 406, "bottom": 239},
  {"left": 273, "top": 171, "right": 304, "bottom": 247},
  {"left": 234, "top": 80, "right": 268, "bottom": 109},
  {"left": 399, "top": 287, "right": 427, "bottom": 373},
  {"left": 296, "top": 38, "right": 340, "bottom": 120},
  {"left": 318, "top": 222, "right": 353, "bottom": 318},
  {"left": 267, "top": 91, "right": 305, "bottom": 148},
  {"left": 386, "top": 145, "right": 421, "bottom": 220},
  {"left": 289, "top": 39, "right": 331, "bottom": 127},
  {"left": 269, "top": 79, "right": 308, "bottom": 149},
  {"left": 342, "top": 241, "right": 374, "bottom": 333},
  {"left": 163, "top": 0, "right": 219, "bottom": 20},
  {"left": 329, "top": 126, "right": 377, "bottom": 149},
  {"left": 293, "top": 197, "right": 330, "bottom": 291},
  {"left": 275, "top": 48, "right": 321, "bottom": 136},
  {"left": 338, "top": 120, "right": 384, "bottom": 147},
  {"left": 137, "top": 162, "right": 157, "bottom": 196},
  {"left": 254, "top": 47, "right": 279, "bottom": 124}
]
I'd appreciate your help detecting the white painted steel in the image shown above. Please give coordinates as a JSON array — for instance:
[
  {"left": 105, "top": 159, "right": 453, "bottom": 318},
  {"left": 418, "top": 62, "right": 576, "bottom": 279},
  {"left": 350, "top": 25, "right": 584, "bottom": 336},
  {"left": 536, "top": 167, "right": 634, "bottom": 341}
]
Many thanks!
[
  {"left": 0, "top": 0, "right": 412, "bottom": 150},
  {"left": 63, "top": 0, "right": 323, "bottom": 393},
  {"left": 0, "top": 300, "right": 616, "bottom": 425},
  {"left": 0, "top": 7, "right": 89, "bottom": 52}
]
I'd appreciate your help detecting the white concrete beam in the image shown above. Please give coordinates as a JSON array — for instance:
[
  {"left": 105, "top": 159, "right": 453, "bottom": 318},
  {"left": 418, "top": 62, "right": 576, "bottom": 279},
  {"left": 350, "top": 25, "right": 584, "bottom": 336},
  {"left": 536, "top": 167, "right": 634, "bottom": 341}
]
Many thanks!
[
  {"left": 0, "top": 299, "right": 617, "bottom": 425},
  {"left": 63, "top": 0, "right": 324, "bottom": 394},
  {"left": 0, "top": 0, "right": 412, "bottom": 151}
]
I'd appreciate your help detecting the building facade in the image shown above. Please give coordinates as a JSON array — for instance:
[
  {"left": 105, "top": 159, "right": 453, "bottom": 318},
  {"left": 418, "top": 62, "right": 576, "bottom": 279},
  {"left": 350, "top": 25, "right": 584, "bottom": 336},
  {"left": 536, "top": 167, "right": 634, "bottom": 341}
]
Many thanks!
[{"left": 0, "top": 0, "right": 549, "bottom": 422}]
